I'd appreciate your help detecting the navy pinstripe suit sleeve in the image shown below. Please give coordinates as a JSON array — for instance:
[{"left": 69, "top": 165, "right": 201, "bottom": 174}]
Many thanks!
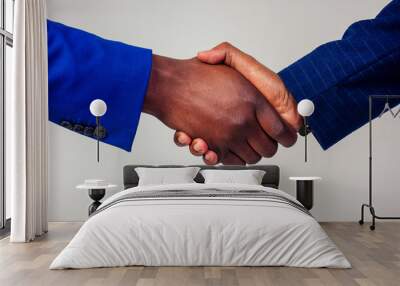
[{"left": 278, "top": 0, "right": 400, "bottom": 150}]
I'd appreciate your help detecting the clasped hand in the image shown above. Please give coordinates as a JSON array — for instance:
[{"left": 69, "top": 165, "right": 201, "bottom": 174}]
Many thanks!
[{"left": 143, "top": 42, "right": 302, "bottom": 165}]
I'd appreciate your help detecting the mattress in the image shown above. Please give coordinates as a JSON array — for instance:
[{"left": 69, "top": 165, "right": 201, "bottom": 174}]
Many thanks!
[{"left": 50, "top": 183, "right": 350, "bottom": 269}]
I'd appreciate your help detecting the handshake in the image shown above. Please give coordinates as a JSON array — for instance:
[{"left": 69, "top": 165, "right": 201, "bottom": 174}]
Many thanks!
[{"left": 143, "top": 42, "right": 303, "bottom": 165}]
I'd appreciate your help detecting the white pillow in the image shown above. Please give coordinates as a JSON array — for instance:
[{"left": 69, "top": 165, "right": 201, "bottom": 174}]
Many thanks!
[
  {"left": 200, "top": 169, "right": 266, "bottom": 185},
  {"left": 135, "top": 167, "right": 200, "bottom": 186}
]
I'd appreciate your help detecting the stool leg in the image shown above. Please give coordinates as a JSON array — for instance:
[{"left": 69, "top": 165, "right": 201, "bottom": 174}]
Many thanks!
[
  {"left": 88, "top": 201, "right": 102, "bottom": 216},
  {"left": 296, "top": 181, "right": 313, "bottom": 210},
  {"left": 88, "top": 189, "right": 105, "bottom": 216}
]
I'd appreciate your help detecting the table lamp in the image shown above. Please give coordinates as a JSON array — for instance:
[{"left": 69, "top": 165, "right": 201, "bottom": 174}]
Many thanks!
[
  {"left": 89, "top": 99, "right": 107, "bottom": 162},
  {"left": 297, "top": 99, "right": 314, "bottom": 162}
]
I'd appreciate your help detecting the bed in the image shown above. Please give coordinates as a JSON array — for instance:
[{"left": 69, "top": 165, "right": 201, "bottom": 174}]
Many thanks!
[{"left": 50, "top": 165, "right": 350, "bottom": 269}]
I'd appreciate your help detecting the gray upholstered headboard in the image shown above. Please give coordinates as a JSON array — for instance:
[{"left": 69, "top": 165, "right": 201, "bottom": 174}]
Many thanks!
[{"left": 123, "top": 165, "right": 280, "bottom": 189}]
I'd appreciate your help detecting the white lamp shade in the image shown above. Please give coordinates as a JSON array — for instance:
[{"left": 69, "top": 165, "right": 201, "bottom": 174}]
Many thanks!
[
  {"left": 90, "top": 99, "right": 107, "bottom": 117},
  {"left": 297, "top": 99, "right": 315, "bottom": 117}
]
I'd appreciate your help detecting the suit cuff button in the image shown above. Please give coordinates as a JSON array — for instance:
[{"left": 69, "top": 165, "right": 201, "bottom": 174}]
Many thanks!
[
  {"left": 73, "top": 124, "right": 84, "bottom": 134},
  {"left": 94, "top": 126, "right": 107, "bottom": 139},
  {"left": 60, "top": 120, "right": 73, "bottom": 130},
  {"left": 83, "top": 126, "right": 95, "bottom": 137}
]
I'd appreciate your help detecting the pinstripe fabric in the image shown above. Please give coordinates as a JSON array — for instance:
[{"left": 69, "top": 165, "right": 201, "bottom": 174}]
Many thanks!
[{"left": 279, "top": 0, "right": 400, "bottom": 150}]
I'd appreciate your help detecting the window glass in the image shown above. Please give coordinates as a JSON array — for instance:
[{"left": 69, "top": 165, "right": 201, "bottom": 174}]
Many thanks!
[
  {"left": 0, "top": 1, "right": 2, "bottom": 29},
  {"left": 0, "top": 0, "right": 3, "bottom": 28},
  {"left": 0, "top": 38, "right": 3, "bottom": 228},
  {"left": 4, "top": 45, "right": 13, "bottom": 219},
  {"left": 5, "top": 0, "right": 13, "bottom": 33},
  {"left": 5, "top": 44, "right": 11, "bottom": 219}
]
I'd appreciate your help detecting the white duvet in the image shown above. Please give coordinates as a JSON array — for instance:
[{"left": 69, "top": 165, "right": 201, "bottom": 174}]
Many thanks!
[{"left": 50, "top": 183, "right": 350, "bottom": 269}]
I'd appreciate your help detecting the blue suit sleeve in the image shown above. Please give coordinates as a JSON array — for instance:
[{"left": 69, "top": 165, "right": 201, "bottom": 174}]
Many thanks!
[
  {"left": 47, "top": 20, "right": 152, "bottom": 151},
  {"left": 278, "top": 0, "right": 400, "bottom": 150}
]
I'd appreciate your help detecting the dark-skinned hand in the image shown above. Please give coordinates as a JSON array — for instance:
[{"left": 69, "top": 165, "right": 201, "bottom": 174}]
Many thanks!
[
  {"left": 173, "top": 43, "right": 302, "bottom": 164},
  {"left": 143, "top": 55, "right": 297, "bottom": 165}
]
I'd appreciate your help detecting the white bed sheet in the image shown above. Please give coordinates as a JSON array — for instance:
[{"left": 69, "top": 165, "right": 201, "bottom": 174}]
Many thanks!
[{"left": 50, "top": 183, "right": 350, "bottom": 269}]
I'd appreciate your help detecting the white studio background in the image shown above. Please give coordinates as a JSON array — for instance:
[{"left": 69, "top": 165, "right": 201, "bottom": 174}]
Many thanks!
[{"left": 46, "top": 0, "right": 397, "bottom": 222}]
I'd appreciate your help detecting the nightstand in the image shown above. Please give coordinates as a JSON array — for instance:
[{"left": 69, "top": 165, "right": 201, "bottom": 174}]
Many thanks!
[
  {"left": 289, "top": 177, "right": 322, "bottom": 210},
  {"left": 76, "top": 180, "right": 117, "bottom": 215}
]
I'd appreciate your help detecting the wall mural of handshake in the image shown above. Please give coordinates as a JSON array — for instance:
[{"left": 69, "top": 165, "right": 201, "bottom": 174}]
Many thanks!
[
  {"left": 48, "top": 0, "right": 400, "bottom": 165},
  {"left": 145, "top": 43, "right": 302, "bottom": 165}
]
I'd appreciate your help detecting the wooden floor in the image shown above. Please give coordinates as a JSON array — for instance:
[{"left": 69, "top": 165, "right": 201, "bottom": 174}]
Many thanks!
[{"left": 0, "top": 222, "right": 399, "bottom": 286}]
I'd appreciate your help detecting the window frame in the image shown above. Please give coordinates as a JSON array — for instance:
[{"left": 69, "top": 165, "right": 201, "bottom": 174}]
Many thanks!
[{"left": 0, "top": 0, "right": 13, "bottom": 233}]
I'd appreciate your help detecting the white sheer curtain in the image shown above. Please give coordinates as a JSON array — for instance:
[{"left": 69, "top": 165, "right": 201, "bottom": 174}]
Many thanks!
[{"left": 8, "top": 0, "right": 48, "bottom": 242}]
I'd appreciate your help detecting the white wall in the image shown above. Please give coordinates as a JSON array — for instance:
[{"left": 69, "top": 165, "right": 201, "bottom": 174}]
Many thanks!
[{"left": 47, "top": 0, "right": 397, "bottom": 222}]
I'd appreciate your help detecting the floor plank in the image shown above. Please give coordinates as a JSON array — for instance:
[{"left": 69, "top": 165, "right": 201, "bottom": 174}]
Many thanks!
[{"left": 0, "top": 222, "right": 399, "bottom": 286}]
